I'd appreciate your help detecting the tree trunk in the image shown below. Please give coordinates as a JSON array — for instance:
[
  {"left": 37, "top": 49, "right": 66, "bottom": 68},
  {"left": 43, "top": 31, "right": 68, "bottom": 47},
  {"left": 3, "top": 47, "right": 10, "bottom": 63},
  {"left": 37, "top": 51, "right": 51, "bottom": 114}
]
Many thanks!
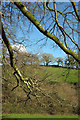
[{"left": 46, "top": 62, "right": 48, "bottom": 66}]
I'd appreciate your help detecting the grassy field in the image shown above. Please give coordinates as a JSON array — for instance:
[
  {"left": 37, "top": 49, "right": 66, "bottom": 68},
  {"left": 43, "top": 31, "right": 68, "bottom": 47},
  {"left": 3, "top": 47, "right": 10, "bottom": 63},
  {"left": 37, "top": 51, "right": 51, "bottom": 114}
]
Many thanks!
[{"left": 2, "top": 114, "right": 78, "bottom": 118}]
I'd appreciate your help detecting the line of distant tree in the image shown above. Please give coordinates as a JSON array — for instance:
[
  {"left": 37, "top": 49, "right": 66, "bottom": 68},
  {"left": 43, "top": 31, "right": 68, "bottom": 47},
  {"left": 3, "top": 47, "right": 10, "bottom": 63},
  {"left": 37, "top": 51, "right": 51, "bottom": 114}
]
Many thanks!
[
  {"left": 2, "top": 45, "right": 79, "bottom": 69},
  {"left": 40, "top": 53, "right": 79, "bottom": 69},
  {"left": 40, "top": 65, "right": 79, "bottom": 70}
]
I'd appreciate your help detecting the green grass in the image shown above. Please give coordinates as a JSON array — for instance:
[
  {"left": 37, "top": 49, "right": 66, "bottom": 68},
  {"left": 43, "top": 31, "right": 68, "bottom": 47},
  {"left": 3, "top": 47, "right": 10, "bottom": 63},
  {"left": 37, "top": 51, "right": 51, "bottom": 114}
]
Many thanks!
[
  {"left": 45, "top": 67, "right": 78, "bottom": 84},
  {"left": 3, "top": 65, "right": 78, "bottom": 85},
  {"left": 2, "top": 114, "right": 78, "bottom": 118}
]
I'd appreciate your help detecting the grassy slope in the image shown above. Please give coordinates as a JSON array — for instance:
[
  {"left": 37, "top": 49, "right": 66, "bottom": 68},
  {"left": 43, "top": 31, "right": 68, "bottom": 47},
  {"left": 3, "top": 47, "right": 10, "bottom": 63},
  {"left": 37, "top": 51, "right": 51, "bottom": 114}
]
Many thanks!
[
  {"left": 2, "top": 65, "right": 78, "bottom": 84},
  {"left": 43, "top": 67, "right": 78, "bottom": 84},
  {"left": 2, "top": 65, "right": 79, "bottom": 116}
]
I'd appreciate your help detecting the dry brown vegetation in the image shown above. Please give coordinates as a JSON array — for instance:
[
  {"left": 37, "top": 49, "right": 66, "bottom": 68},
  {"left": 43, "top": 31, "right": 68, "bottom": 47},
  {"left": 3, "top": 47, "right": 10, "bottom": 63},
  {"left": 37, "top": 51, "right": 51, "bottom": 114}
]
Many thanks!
[{"left": 2, "top": 65, "right": 79, "bottom": 115}]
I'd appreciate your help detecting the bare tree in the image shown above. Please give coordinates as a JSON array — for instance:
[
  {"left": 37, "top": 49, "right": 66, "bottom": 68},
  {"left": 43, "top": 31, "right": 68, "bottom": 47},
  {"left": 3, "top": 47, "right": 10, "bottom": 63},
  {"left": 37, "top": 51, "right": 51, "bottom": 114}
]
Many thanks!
[
  {"left": 1, "top": 2, "right": 80, "bottom": 63},
  {"left": 1, "top": 1, "right": 80, "bottom": 102},
  {"left": 40, "top": 53, "right": 55, "bottom": 66},
  {"left": 14, "top": 2, "right": 80, "bottom": 63},
  {"left": 65, "top": 55, "right": 78, "bottom": 68},
  {"left": 56, "top": 57, "right": 63, "bottom": 66}
]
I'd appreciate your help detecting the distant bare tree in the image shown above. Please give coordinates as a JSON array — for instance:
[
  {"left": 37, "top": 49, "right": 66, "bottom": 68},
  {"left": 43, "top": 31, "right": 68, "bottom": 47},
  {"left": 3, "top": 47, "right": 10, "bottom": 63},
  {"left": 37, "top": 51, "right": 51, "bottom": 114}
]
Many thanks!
[
  {"left": 56, "top": 57, "right": 63, "bottom": 66},
  {"left": 65, "top": 55, "right": 78, "bottom": 68},
  {"left": 40, "top": 53, "right": 55, "bottom": 66}
]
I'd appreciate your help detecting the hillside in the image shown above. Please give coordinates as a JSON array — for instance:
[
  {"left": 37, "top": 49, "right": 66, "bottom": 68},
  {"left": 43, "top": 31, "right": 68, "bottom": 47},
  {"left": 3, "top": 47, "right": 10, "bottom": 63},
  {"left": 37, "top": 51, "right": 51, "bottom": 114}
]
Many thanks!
[{"left": 2, "top": 65, "right": 79, "bottom": 115}]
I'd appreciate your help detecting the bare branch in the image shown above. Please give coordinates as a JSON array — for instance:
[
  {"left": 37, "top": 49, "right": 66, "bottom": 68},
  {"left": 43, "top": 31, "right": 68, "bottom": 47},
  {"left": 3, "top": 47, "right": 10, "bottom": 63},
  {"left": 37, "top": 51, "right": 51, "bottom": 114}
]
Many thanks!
[
  {"left": 53, "top": 2, "right": 80, "bottom": 50},
  {"left": 14, "top": 2, "right": 80, "bottom": 63},
  {"left": 70, "top": 1, "right": 80, "bottom": 21}
]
